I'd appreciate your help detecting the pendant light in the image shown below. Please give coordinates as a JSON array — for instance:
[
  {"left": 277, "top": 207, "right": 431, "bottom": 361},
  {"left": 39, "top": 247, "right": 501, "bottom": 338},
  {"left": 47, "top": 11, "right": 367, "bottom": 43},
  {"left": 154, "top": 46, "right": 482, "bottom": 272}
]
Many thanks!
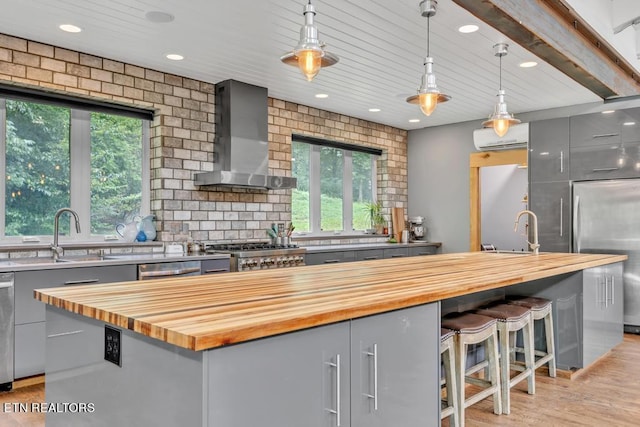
[
  {"left": 482, "top": 43, "right": 521, "bottom": 137},
  {"left": 280, "top": 0, "right": 339, "bottom": 82},
  {"left": 406, "top": 0, "right": 451, "bottom": 116}
]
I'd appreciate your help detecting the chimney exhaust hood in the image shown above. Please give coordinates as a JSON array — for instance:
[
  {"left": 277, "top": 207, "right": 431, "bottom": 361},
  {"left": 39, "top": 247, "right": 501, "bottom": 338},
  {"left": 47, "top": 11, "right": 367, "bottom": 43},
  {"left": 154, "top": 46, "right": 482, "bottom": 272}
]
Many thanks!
[{"left": 194, "top": 80, "right": 297, "bottom": 189}]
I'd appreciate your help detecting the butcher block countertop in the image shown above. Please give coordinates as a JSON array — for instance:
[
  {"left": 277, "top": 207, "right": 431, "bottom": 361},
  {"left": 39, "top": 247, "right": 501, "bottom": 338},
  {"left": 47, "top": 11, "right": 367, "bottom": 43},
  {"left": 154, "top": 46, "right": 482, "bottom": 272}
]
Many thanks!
[{"left": 34, "top": 251, "right": 626, "bottom": 351}]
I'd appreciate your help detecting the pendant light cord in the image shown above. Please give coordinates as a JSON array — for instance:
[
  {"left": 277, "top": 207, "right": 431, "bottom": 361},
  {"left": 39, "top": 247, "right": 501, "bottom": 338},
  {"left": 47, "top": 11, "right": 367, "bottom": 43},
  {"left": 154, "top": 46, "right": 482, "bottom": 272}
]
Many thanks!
[
  {"left": 499, "top": 54, "right": 502, "bottom": 91},
  {"left": 426, "top": 16, "right": 430, "bottom": 57}
]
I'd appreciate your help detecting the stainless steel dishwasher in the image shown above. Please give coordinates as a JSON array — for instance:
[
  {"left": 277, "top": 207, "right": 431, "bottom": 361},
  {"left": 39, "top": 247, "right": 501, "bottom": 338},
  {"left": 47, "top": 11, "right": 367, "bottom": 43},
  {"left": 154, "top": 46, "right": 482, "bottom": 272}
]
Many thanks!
[
  {"left": 138, "top": 260, "right": 202, "bottom": 280},
  {"left": 0, "top": 272, "right": 14, "bottom": 391}
]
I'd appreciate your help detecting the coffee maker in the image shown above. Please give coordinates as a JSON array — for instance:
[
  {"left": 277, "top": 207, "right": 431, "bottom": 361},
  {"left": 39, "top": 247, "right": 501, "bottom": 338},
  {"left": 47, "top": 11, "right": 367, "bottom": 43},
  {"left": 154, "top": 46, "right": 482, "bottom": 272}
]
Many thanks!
[{"left": 408, "top": 216, "right": 425, "bottom": 241}]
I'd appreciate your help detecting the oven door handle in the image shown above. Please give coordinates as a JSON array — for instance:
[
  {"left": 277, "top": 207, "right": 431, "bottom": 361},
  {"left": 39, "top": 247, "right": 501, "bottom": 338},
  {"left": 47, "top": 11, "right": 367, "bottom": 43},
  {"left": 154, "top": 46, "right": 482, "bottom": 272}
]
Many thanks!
[{"left": 139, "top": 266, "right": 201, "bottom": 279}]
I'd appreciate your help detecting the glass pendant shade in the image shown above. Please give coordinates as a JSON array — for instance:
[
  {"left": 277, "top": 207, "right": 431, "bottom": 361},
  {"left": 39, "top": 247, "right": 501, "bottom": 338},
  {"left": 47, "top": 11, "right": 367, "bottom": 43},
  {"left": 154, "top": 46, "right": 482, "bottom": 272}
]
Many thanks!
[
  {"left": 419, "top": 92, "right": 438, "bottom": 116},
  {"left": 281, "top": 2, "right": 339, "bottom": 82},
  {"left": 296, "top": 48, "right": 323, "bottom": 81}
]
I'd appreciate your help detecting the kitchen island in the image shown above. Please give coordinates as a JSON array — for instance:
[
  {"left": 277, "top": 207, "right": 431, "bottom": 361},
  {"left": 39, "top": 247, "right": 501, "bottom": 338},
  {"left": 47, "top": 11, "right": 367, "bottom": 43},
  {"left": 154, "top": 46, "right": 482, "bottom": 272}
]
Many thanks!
[{"left": 34, "top": 252, "right": 626, "bottom": 426}]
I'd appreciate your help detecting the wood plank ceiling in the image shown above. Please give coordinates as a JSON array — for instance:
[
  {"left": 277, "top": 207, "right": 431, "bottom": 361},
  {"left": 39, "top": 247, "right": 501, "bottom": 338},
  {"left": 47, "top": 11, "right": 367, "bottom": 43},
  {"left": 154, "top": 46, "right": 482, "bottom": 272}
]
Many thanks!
[{"left": 1, "top": 0, "right": 630, "bottom": 130}]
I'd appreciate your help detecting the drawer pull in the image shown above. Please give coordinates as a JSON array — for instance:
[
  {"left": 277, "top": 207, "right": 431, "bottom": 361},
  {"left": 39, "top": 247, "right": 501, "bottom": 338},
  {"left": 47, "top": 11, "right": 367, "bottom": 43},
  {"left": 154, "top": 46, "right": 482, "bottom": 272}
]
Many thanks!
[
  {"left": 324, "top": 259, "right": 341, "bottom": 264},
  {"left": 64, "top": 279, "right": 99, "bottom": 286},
  {"left": 139, "top": 267, "right": 201, "bottom": 278},
  {"left": 592, "top": 133, "right": 619, "bottom": 138},
  {"left": 203, "top": 268, "right": 228, "bottom": 273},
  {"left": 363, "top": 256, "right": 379, "bottom": 260},
  {"left": 592, "top": 167, "right": 619, "bottom": 172},
  {"left": 391, "top": 254, "right": 405, "bottom": 258},
  {"left": 48, "top": 330, "right": 84, "bottom": 338}
]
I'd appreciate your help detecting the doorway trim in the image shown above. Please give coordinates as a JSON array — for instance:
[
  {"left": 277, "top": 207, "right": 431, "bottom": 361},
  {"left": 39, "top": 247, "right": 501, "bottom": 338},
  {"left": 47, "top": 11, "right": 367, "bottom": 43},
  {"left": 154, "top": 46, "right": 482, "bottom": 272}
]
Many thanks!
[{"left": 470, "top": 149, "right": 527, "bottom": 251}]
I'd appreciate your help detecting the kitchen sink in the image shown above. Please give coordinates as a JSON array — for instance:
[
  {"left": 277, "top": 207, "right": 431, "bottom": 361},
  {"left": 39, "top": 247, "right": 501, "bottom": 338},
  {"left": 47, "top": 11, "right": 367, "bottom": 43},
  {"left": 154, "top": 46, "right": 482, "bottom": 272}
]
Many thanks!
[{"left": 1, "top": 258, "right": 71, "bottom": 265}]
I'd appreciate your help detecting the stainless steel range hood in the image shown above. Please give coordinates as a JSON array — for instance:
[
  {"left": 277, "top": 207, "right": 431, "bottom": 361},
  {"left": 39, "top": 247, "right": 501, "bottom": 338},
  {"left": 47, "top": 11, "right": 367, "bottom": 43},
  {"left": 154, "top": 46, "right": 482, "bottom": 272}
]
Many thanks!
[{"left": 194, "top": 80, "right": 297, "bottom": 190}]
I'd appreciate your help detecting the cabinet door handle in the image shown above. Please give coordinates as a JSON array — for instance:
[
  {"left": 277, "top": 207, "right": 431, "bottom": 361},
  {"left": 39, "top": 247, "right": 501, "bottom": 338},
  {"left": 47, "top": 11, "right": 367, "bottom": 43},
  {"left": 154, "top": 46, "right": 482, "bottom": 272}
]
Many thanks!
[
  {"left": 48, "top": 330, "right": 84, "bottom": 338},
  {"left": 608, "top": 275, "right": 615, "bottom": 306},
  {"left": 592, "top": 167, "right": 619, "bottom": 172},
  {"left": 603, "top": 276, "right": 608, "bottom": 308},
  {"left": 559, "top": 197, "right": 563, "bottom": 237},
  {"left": 417, "top": 251, "right": 430, "bottom": 255},
  {"left": 324, "top": 259, "right": 341, "bottom": 264},
  {"left": 203, "top": 268, "right": 228, "bottom": 273},
  {"left": 64, "top": 279, "right": 99, "bottom": 286},
  {"left": 560, "top": 150, "right": 564, "bottom": 173},
  {"left": 363, "top": 256, "right": 379, "bottom": 260},
  {"left": 592, "top": 133, "right": 619, "bottom": 138},
  {"left": 326, "top": 354, "right": 341, "bottom": 426},
  {"left": 364, "top": 344, "right": 379, "bottom": 410},
  {"left": 391, "top": 254, "right": 405, "bottom": 258}
]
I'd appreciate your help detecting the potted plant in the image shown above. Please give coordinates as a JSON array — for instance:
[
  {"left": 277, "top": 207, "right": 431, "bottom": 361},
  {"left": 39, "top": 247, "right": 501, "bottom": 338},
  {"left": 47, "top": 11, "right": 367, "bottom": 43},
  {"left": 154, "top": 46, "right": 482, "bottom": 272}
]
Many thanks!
[{"left": 365, "top": 200, "right": 386, "bottom": 234}]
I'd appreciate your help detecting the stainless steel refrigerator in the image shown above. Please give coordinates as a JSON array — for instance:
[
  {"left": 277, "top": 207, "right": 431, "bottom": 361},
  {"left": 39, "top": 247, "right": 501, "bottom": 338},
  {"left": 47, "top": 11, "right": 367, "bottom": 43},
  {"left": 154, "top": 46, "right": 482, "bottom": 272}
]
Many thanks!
[{"left": 573, "top": 179, "right": 640, "bottom": 332}]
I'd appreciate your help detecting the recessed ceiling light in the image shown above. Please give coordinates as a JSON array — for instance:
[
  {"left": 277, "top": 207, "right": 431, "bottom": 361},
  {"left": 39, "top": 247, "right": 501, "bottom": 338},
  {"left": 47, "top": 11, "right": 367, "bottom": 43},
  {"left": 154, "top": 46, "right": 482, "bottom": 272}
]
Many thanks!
[
  {"left": 369, "top": 108, "right": 381, "bottom": 112},
  {"left": 408, "top": 119, "right": 421, "bottom": 123},
  {"left": 602, "top": 110, "right": 616, "bottom": 114},
  {"left": 145, "top": 11, "right": 175, "bottom": 23},
  {"left": 59, "top": 24, "right": 82, "bottom": 33},
  {"left": 458, "top": 24, "right": 479, "bottom": 33},
  {"left": 315, "top": 93, "right": 329, "bottom": 98},
  {"left": 166, "top": 53, "right": 184, "bottom": 61},
  {"left": 624, "top": 121, "right": 636, "bottom": 126},
  {"left": 519, "top": 61, "right": 538, "bottom": 68}
]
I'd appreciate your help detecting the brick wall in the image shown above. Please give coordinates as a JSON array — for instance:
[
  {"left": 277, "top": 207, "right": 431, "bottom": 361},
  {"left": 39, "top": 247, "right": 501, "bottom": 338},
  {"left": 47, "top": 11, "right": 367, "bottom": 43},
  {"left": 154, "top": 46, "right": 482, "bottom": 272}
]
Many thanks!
[{"left": 0, "top": 33, "right": 408, "bottom": 243}]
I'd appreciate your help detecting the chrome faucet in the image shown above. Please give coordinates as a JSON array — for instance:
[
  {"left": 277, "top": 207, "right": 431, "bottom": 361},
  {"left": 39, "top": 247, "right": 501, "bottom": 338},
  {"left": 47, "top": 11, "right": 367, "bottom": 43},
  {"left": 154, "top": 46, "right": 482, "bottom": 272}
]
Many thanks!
[
  {"left": 514, "top": 209, "right": 540, "bottom": 254},
  {"left": 52, "top": 208, "right": 81, "bottom": 260}
]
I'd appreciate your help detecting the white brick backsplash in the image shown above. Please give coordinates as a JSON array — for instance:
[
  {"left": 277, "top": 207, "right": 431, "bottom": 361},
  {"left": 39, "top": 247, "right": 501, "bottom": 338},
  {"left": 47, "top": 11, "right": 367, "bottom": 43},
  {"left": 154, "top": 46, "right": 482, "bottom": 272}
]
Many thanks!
[
  {"left": 0, "top": 33, "right": 407, "bottom": 244},
  {"left": 223, "top": 211, "right": 239, "bottom": 221}
]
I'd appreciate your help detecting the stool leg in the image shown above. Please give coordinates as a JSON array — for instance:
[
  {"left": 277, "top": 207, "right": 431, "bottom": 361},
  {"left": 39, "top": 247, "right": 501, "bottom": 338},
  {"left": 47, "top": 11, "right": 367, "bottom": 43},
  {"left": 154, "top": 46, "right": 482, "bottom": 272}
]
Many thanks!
[
  {"left": 545, "top": 311, "right": 557, "bottom": 378},
  {"left": 497, "top": 323, "right": 511, "bottom": 414},
  {"left": 455, "top": 336, "right": 467, "bottom": 427},
  {"left": 443, "top": 343, "right": 459, "bottom": 427},
  {"left": 486, "top": 328, "right": 502, "bottom": 416},
  {"left": 523, "top": 314, "right": 536, "bottom": 395}
]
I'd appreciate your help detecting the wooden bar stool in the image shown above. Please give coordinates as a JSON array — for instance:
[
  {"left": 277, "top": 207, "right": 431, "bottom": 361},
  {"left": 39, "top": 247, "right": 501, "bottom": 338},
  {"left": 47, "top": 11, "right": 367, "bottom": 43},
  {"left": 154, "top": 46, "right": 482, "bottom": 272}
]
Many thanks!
[
  {"left": 474, "top": 302, "right": 535, "bottom": 415},
  {"left": 506, "top": 296, "right": 556, "bottom": 377},
  {"left": 440, "top": 328, "right": 459, "bottom": 427},
  {"left": 441, "top": 312, "right": 502, "bottom": 427}
]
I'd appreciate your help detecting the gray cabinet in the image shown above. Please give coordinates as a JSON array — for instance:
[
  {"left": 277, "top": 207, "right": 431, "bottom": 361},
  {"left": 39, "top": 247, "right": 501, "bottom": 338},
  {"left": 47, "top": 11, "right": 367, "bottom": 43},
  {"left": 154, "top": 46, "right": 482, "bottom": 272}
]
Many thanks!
[
  {"left": 207, "top": 303, "right": 439, "bottom": 427},
  {"left": 14, "top": 264, "right": 136, "bottom": 378},
  {"left": 570, "top": 108, "right": 640, "bottom": 180},
  {"left": 583, "top": 262, "right": 623, "bottom": 366},
  {"left": 356, "top": 249, "right": 383, "bottom": 261},
  {"left": 207, "top": 321, "right": 351, "bottom": 427},
  {"left": 529, "top": 181, "right": 571, "bottom": 252},
  {"left": 350, "top": 304, "right": 438, "bottom": 426},
  {"left": 408, "top": 245, "right": 437, "bottom": 256},
  {"left": 306, "top": 250, "right": 356, "bottom": 265},
  {"left": 383, "top": 247, "right": 408, "bottom": 259},
  {"left": 529, "top": 117, "right": 570, "bottom": 183},
  {"left": 201, "top": 258, "right": 230, "bottom": 274},
  {"left": 570, "top": 140, "right": 640, "bottom": 181},
  {"left": 306, "top": 245, "right": 436, "bottom": 266}
]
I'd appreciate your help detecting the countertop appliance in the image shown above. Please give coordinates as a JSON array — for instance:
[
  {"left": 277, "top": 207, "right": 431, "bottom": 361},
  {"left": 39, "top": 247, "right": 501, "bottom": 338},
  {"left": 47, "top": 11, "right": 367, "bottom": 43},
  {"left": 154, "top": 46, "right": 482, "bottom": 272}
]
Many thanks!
[
  {"left": 573, "top": 179, "right": 640, "bottom": 333},
  {"left": 206, "top": 242, "right": 306, "bottom": 272},
  {"left": 408, "top": 216, "right": 425, "bottom": 241},
  {"left": 0, "top": 272, "right": 14, "bottom": 391}
]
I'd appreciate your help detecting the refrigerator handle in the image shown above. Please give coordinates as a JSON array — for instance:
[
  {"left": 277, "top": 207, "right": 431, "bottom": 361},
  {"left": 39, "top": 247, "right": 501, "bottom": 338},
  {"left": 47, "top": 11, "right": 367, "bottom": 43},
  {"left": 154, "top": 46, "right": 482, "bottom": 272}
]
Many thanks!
[{"left": 573, "top": 195, "right": 581, "bottom": 253}]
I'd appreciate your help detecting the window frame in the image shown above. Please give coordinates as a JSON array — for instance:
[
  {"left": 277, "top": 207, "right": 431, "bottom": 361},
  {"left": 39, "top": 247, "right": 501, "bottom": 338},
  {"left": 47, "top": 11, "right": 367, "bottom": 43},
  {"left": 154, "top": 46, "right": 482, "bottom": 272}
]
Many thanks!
[
  {"left": 293, "top": 136, "right": 380, "bottom": 237},
  {"left": 0, "top": 97, "right": 151, "bottom": 243}
]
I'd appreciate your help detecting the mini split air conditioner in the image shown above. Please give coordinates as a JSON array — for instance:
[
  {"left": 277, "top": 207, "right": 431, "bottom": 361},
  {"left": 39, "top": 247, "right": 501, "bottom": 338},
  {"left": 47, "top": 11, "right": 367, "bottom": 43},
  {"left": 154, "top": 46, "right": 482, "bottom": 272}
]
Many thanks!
[{"left": 473, "top": 123, "right": 529, "bottom": 151}]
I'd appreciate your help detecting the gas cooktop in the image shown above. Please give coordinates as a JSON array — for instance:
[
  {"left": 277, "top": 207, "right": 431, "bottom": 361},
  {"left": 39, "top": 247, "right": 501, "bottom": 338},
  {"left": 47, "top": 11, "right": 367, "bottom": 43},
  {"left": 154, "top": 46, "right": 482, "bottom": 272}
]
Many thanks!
[{"left": 205, "top": 242, "right": 300, "bottom": 252}]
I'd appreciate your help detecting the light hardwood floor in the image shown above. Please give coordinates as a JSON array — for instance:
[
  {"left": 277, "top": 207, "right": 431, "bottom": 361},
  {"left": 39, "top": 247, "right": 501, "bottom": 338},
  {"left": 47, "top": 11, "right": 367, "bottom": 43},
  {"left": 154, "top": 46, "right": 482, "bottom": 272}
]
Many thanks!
[{"left": 2, "top": 334, "right": 640, "bottom": 426}]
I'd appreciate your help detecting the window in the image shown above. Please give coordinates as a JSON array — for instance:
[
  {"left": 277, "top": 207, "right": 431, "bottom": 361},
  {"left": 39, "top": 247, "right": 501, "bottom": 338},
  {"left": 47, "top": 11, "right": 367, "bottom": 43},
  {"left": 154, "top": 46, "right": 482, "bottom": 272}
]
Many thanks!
[
  {"left": 0, "top": 97, "right": 150, "bottom": 242},
  {"left": 292, "top": 136, "right": 379, "bottom": 234}
]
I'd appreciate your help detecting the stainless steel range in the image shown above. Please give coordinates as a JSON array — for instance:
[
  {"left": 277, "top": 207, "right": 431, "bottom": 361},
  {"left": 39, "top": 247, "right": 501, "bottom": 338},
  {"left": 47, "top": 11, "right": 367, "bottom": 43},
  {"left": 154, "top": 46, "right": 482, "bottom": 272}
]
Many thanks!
[{"left": 205, "top": 242, "right": 306, "bottom": 272}]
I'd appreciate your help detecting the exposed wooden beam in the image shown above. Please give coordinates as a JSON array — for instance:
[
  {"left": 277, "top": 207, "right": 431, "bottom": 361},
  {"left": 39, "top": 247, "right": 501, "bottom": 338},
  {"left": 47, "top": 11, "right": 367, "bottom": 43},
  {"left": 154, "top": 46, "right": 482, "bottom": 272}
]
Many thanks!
[{"left": 452, "top": 0, "right": 640, "bottom": 99}]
